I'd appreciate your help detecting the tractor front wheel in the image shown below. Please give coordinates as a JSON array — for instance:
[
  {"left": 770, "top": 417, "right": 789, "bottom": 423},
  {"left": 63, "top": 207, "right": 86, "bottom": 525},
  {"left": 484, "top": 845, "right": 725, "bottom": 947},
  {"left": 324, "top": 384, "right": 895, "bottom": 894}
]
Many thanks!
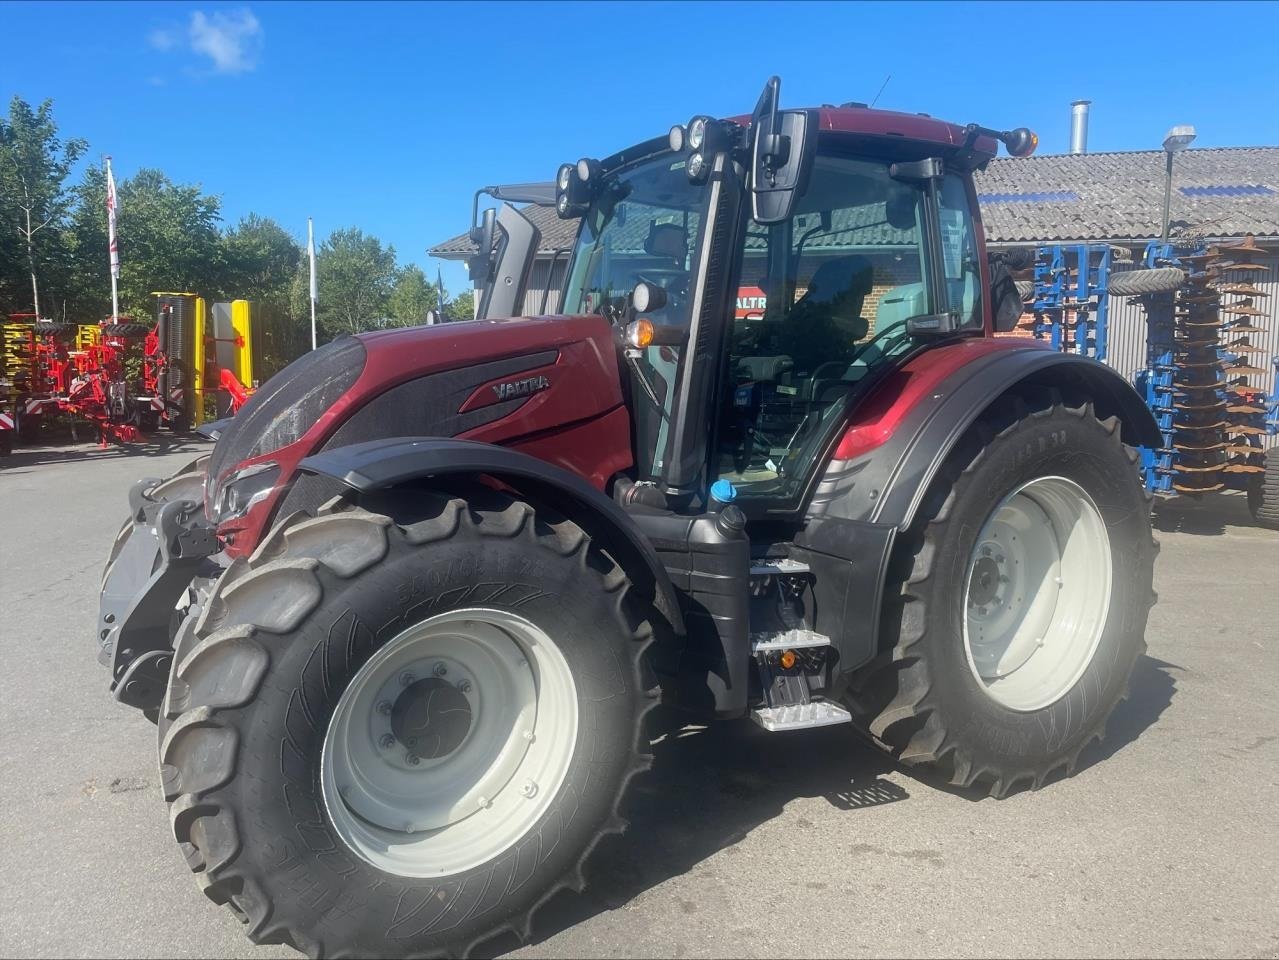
[
  {"left": 851, "top": 396, "right": 1157, "bottom": 797},
  {"left": 158, "top": 490, "right": 654, "bottom": 957}
]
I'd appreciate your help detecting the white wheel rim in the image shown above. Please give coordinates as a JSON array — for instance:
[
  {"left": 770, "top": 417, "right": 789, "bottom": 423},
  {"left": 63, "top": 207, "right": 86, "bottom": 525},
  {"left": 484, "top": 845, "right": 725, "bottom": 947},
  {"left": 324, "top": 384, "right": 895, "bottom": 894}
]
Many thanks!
[
  {"left": 321, "top": 608, "right": 578, "bottom": 877},
  {"left": 961, "top": 476, "right": 1113, "bottom": 712}
]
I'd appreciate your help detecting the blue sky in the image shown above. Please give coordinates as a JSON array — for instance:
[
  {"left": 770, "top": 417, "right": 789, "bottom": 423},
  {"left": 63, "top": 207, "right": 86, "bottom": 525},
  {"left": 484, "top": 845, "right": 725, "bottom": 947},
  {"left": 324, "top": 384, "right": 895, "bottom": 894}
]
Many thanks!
[{"left": 3, "top": 0, "right": 1278, "bottom": 295}]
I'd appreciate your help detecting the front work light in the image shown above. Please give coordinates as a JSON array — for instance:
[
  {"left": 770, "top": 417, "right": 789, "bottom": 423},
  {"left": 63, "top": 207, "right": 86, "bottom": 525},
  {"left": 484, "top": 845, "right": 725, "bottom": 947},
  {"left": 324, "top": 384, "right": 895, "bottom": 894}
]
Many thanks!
[
  {"left": 669, "top": 124, "right": 686, "bottom": 152},
  {"left": 686, "top": 151, "right": 709, "bottom": 184},
  {"left": 687, "top": 116, "right": 710, "bottom": 151},
  {"left": 557, "top": 163, "right": 573, "bottom": 191}
]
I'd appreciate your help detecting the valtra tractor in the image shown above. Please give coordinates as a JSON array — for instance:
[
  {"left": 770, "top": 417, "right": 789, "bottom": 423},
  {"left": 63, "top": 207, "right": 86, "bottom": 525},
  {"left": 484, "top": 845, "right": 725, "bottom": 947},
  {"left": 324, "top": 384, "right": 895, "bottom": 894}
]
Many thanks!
[{"left": 99, "top": 78, "right": 1160, "bottom": 957}]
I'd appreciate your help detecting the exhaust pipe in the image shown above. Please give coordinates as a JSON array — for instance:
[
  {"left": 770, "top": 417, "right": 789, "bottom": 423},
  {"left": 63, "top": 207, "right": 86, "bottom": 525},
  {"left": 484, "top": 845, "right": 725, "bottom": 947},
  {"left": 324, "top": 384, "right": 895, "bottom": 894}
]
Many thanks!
[{"left": 1070, "top": 100, "right": 1091, "bottom": 155}]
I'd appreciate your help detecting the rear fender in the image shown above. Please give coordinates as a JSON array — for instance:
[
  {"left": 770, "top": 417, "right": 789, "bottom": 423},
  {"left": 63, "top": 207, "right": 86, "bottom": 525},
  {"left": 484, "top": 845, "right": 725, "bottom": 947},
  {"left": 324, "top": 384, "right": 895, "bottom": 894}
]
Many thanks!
[
  {"left": 814, "top": 348, "right": 1159, "bottom": 530},
  {"left": 808, "top": 347, "right": 1159, "bottom": 679},
  {"left": 298, "top": 437, "right": 685, "bottom": 636}
]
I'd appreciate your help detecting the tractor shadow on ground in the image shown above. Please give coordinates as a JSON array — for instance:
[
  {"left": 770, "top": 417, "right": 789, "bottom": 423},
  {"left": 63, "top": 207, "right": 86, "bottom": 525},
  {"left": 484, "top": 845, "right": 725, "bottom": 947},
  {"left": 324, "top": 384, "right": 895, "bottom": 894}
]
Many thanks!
[
  {"left": 492, "top": 655, "right": 1178, "bottom": 956},
  {"left": 486, "top": 716, "right": 899, "bottom": 957},
  {"left": 1153, "top": 491, "right": 1259, "bottom": 537},
  {"left": 0, "top": 434, "right": 209, "bottom": 472}
]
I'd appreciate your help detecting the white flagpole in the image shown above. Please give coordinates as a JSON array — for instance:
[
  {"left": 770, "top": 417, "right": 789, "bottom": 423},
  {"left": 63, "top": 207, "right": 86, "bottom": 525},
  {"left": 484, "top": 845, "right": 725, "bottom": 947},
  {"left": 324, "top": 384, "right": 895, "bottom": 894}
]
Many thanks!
[
  {"left": 307, "top": 218, "right": 318, "bottom": 350},
  {"left": 105, "top": 156, "right": 120, "bottom": 320}
]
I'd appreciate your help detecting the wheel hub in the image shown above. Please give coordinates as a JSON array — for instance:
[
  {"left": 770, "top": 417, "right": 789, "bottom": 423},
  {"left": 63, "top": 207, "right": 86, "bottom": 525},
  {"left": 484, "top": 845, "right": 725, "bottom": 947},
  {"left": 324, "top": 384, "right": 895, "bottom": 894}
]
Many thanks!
[
  {"left": 967, "top": 555, "right": 1002, "bottom": 607},
  {"left": 961, "top": 476, "right": 1113, "bottom": 711},
  {"left": 320, "top": 608, "right": 579, "bottom": 878},
  {"left": 390, "top": 678, "right": 472, "bottom": 760}
]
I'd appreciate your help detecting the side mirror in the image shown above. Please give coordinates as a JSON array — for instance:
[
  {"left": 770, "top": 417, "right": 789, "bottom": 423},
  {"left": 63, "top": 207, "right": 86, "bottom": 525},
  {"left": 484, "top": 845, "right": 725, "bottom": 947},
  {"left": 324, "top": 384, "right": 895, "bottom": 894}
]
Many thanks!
[
  {"left": 746, "top": 76, "right": 816, "bottom": 224},
  {"left": 467, "top": 207, "right": 496, "bottom": 286},
  {"left": 751, "top": 108, "right": 817, "bottom": 224}
]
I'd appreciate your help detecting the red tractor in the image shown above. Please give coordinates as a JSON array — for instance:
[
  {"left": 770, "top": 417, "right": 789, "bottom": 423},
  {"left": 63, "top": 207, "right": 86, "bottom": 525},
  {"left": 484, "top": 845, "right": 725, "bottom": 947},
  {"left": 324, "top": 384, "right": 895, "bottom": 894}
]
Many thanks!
[{"left": 99, "top": 79, "right": 1159, "bottom": 957}]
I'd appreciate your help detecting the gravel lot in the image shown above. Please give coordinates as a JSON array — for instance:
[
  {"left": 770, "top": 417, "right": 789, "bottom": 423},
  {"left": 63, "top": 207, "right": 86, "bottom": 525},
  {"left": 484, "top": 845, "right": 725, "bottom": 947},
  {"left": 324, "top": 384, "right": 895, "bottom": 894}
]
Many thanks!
[{"left": 1, "top": 440, "right": 1276, "bottom": 959}]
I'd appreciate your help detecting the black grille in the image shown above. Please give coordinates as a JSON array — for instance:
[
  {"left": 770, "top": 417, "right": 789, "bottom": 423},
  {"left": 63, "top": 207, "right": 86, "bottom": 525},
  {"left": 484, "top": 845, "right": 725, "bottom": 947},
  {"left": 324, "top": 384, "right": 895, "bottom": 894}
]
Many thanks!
[{"left": 207, "top": 336, "right": 366, "bottom": 502}]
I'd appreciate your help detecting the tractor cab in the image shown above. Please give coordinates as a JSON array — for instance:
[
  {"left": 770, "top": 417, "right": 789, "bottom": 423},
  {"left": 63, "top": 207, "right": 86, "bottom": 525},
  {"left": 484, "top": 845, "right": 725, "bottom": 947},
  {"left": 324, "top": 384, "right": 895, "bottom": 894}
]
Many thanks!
[{"left": 475, "top": 76, "right": 1035, "bottom": 514}]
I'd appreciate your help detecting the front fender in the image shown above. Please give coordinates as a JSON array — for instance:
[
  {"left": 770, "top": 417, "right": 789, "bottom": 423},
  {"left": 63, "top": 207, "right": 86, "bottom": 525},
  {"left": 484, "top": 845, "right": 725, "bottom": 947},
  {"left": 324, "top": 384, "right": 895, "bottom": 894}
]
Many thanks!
[{"left": 298, "top": 437, "right": 685, "bottom": 636}]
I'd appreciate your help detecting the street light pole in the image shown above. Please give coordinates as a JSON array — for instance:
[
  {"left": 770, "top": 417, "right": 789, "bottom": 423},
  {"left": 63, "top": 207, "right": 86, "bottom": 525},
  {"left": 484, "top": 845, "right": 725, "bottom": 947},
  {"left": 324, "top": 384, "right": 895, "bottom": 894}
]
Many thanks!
[{"left": 1160, "top": 125, "right": 1197, "bottom": 245}]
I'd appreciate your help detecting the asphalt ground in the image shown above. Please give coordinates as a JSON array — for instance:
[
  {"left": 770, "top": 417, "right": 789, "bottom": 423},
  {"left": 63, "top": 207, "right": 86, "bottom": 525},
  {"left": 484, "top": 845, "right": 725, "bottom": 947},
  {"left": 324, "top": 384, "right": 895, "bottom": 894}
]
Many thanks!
[{"left": 1, "top": 439, "right": 1276, "bottom": 959}]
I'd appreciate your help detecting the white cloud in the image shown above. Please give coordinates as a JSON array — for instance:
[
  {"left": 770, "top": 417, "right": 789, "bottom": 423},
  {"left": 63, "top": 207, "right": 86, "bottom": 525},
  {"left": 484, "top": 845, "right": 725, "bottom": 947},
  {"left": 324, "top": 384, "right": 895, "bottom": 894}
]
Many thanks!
[
  {"left": 188, "top": 9, "right": 263, "bottom": 74},
  {"left": 148, "top": 27, "right": 179, "bottom": 51}
]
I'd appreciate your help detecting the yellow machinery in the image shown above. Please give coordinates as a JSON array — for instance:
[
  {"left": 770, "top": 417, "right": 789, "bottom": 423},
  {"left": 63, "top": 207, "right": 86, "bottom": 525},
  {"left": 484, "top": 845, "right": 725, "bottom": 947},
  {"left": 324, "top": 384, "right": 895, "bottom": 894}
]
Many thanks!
[{"left": 151, "top": 293, "right": 255, "bottom": 426}]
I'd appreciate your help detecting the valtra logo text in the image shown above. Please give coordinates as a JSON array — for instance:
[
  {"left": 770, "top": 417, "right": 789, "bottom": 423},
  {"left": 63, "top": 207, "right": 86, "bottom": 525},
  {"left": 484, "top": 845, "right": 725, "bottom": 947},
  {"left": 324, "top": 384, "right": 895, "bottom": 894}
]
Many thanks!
[{"left": 492, "top": 374, "right": 551, "bottom": 401}]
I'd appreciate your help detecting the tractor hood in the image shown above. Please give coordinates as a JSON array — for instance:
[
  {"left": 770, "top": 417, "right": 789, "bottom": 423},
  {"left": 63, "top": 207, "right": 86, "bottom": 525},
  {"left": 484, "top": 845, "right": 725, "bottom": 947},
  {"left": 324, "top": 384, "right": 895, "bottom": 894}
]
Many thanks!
[{"left": 205, "top": 314, "right": 631, "bottom": 546}]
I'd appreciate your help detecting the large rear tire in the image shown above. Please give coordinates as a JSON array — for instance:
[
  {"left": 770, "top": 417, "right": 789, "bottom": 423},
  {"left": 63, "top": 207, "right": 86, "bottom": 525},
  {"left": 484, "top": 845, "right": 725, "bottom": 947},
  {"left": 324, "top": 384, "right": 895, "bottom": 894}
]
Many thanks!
[
  {"left": 848, "top": 396, "right": 1157, "bottom": 797},
  {"left": 159, "top": 490, "right": 655, "bottom": 957}
]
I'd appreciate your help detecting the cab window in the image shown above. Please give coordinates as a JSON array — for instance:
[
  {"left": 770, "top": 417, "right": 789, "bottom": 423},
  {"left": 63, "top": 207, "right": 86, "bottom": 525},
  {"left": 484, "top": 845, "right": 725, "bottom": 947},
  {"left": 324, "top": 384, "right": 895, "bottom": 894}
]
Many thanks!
[{"left": 717, "top": 155, "right": 938, "bottom": 499}]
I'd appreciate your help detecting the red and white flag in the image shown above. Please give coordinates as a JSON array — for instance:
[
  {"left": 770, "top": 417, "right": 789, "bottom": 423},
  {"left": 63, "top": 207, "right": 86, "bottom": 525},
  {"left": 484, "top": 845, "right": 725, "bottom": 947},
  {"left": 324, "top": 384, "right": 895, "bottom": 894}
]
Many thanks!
[{"left": 106, "top": 159, "right": 120, "bottom": 280}]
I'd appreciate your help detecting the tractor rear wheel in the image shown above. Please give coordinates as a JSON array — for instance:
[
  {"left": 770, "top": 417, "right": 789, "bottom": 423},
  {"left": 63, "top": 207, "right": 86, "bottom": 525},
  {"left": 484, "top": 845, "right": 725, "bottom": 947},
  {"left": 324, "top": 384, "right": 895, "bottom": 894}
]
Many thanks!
[
  {"left": 850, "top": 396, "right": 1157, "bottom": 797},
  {"left": 1248, "top": 452, "right": 1279, "bottom": 530},
  {"left": 159, "top": 490, "right": 655, "bottom": 957}
]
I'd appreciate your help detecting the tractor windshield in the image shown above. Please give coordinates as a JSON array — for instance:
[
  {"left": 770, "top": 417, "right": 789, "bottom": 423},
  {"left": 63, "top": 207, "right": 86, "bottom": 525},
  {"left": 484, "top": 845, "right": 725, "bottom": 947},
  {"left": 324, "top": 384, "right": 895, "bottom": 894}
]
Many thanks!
[
  {"left": 562, "top": 154, "right": 708, "bottom": 326},
  {"left": 562, "top": 153, "right": 711, "bottom": 478}
]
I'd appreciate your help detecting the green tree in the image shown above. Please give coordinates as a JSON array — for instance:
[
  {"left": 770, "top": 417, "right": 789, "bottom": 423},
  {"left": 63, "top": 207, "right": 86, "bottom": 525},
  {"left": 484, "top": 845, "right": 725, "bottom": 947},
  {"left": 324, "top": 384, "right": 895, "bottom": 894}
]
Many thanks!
[
  {"left": 446, "top": 289, "right": 475, "bottom": 322},
  {"left": 0, "top": 96, "right": 87, "bottom": 318},
  {"left": 66, "top": 166, "right": 223, "bottom": 322},
  {"left": 222, "top": 215, "right": 307, "bottom": 375},
  {"left": 315, "top": 227, "right": 397, "bottom": 337},
  {"left": 222, "top": 214, "right": 301, "bottom": 307},
  {"left": 385, "top": 264, "right": 439, "bottom": 327}
]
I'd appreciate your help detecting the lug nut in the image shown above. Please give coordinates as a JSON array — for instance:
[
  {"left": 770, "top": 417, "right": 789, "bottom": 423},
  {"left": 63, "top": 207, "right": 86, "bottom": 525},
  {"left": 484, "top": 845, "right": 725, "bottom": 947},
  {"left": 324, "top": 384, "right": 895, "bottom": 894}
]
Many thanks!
[
  {"left": 379, "top": 734, "right": 395, "bottom": 749},
  {"left": 376, "top": 700, "right": 392, "bottom": 716},
  {"left": 406, "top": 753, "right": 420, "bottom": 766},
  {"left": 520, "top": 780, "right": 539, "bottom": 798},
  {"left": 433, "top": 663, "right": 448, "bottom": 678},
  {"left": 458, "top": 680, "right": 472, "bottom": 693},
  {"left": 399, "top": 671, "right": 415, "bottom": 687}
]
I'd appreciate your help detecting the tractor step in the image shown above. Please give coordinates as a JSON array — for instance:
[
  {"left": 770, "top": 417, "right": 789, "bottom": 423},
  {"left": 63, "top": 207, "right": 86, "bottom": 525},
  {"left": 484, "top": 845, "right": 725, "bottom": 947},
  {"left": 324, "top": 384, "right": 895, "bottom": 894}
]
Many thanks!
[
  {"left": 750, "top": 558, "right": 810, "bottom": 577},
  {"left": 750, "top": 628, "right": 831, "bottom": 652},
  {"left": 751, "top": 700, "right": 852, "bottom": 732}
]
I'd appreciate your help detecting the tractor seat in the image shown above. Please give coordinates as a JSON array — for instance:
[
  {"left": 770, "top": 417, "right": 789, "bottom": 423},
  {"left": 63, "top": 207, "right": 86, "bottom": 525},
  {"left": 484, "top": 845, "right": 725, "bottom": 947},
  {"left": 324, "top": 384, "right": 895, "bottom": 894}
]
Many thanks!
[{"left": 793, "top": 255, "right": 874, "bottom": 342}]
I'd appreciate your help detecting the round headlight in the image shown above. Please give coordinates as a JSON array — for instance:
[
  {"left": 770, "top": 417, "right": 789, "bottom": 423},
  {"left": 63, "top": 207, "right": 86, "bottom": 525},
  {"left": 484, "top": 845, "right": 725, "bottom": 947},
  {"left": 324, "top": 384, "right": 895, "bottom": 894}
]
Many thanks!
[
  {"left": 557, "top": 163, "right": 572, "bottom": 191},
  {"left": 688, "top": 117, "right": 708, "bottom": 151},
  {"left": 686, "top": 151, "right": 708, "bottom": 181},
  {"left": 557, "top": 194, "right": 570, "bottom": 215},
  {"left": 669, "top": 124, "right": 686, "bottom": 152}
]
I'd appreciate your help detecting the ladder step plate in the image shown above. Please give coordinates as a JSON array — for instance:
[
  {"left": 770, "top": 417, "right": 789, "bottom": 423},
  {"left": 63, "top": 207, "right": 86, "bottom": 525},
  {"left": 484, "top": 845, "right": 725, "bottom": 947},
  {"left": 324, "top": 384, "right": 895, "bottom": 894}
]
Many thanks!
[
  {"left": 750, "top": 628, "right": 831, "bottom": 653},
  {"left": 752, "top": 701, "right": 852, "bottom": 732}
]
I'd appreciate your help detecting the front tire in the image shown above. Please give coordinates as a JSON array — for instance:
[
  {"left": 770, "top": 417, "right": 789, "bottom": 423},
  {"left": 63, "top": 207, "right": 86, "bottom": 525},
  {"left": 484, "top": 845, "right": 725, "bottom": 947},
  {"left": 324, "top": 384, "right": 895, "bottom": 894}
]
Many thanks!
[
  {"left": 849, "top": 397, "right": 1157, "bottom": 797},
  {"left": 159, "top": 490, "right": 654, "bottom": 957}
]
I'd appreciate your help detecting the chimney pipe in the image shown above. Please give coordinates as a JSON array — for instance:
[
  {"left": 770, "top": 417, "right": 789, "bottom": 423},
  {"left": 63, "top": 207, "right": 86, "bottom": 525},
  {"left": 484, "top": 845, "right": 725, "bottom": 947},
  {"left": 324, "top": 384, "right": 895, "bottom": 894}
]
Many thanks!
[{"left": 1069, "top": 100, "right": 1091, "bottom": 155}]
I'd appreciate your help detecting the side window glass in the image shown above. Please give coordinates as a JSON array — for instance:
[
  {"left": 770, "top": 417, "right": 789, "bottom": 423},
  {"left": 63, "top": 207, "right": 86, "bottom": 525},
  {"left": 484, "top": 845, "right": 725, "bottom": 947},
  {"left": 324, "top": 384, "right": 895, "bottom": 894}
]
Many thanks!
[
  {"left": 939, "top": 175, "right": 983, "bottom": 328},
  {"left": 718, "top": 156, "right": 930, "bottom": 499}
]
